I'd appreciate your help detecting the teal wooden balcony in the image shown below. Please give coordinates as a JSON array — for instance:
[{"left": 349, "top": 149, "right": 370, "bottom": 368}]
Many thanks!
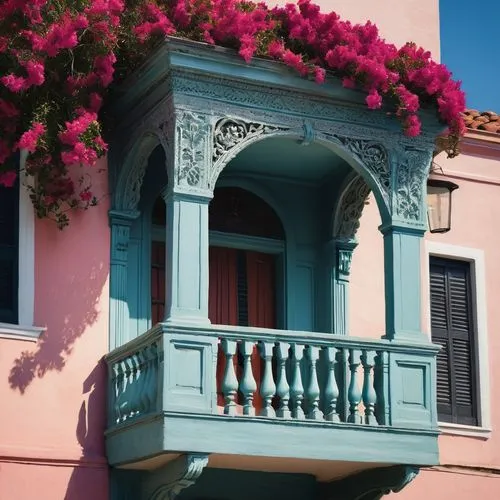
[{"left": 105, "top": 323, "right": 439, "bottom": 477}]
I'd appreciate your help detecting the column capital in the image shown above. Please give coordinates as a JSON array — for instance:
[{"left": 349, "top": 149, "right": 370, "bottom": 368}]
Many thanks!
[
  {"left": 108, "top": 208, "right": 140, "bottom": 226},
  {"left": 378, "top": 221, "right": 426, "bottom": 237},
  {"left": 161, "top": 186, "right": 213, "bottom": 204}
]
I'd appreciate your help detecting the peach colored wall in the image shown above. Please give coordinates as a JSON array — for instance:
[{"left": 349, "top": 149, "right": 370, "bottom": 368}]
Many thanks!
[
  {"left": 351, "top": 133, "right": 500, "bottom": 483},
  {"left": 268, "top": 0, "right": 441, "bottom": 60},
  {"left": 0, "top": 161, "right": 110, "bottom": 500},
  {"left": 390, "top": 467, "right": 500, "bottom": 499}
]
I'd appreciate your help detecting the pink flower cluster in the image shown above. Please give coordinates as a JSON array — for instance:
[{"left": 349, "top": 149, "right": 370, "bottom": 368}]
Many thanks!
[
  {"left": 59, "top": 109, "right": 106, "bottom": 167},
  {"left": 0, "top": 0, "right": 466, "bottom": 227}
]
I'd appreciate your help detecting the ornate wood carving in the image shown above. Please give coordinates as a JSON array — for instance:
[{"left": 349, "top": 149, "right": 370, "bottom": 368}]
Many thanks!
[{"left": 149, "top": 454, "right": 209, "bottom": 500}]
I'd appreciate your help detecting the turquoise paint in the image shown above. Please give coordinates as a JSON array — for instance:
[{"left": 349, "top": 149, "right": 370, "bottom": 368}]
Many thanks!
[
  {"left": 112, "top": 462, "right": 420, "bottom": 500},
  {"left": 380, "top": 224, "right": 427, "bottom": 342},
  {"left": 105, "top": 38, "right": 442, "bottom": 489},
  {"left": 175, "top": 468, "right": 318, "bottom": 500},
  {"left": 105, "top": 323, "right": 440, "bottom": 469}
]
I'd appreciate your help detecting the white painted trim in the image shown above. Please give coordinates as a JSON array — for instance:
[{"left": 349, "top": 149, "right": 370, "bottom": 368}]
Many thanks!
[
  {"left": 18, "top": 149, "right": 35, "bottom": 327},
  {"left": 440, "top": 422, "right": 491, "bottom": 439},
  {"left": 1, "top": 150, "right": 40, "bottom": 340},
  {"left": 0, "top": 322, "right": 45, "bottom": 342},
  {"left": 425, "top": 241, "right": 491, "bottom": 433}
]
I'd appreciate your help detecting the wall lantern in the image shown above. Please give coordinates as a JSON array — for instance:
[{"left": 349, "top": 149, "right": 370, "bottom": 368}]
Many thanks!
[{"left": 426, "top": 179, "right": 459, "bottom": 234}]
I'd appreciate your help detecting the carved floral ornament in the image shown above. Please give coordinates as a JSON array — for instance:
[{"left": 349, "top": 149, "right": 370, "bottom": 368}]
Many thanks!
[
  {"left": 115, "top": 111, "right": 432, "bottom": 227},
  {"left": 334, "top": 175, "right": 372, "bottom": 241},
  {"left": 149, "top": 454, "right": 209, "bottom": 500}
]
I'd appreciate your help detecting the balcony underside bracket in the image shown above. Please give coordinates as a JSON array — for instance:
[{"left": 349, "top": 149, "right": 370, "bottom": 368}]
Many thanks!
[
  {"left": 148, "top": 453, "right": 210, "bottom": 500},
  {"left": 321, "top": 465, "right": 419, "bottom": 500}
]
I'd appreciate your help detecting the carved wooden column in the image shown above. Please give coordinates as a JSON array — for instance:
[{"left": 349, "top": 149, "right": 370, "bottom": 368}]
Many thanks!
[
  {"left": 109, "top": 209, "right": 139, "bottom": 349},
  {"left": 328, "top": 175, "right": 370, "bottom": 335},
  {"left": 382, "top": 146, "right": 433, "bottom": 342},
  {"left": 162, "top": 110, "right": 213, "bottom": 325},
  {"left": 333, "top": 241, "right": 356, "bottom": 335}
]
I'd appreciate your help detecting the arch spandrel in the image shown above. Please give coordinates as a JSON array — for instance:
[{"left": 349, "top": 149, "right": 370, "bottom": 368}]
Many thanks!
[
  {"left": 208, "top": 115, "right": 392, "bottom": 226},
  {"left": 113, "top": 105, "right": 435, "bottom": 232},
  {"left": 332, "top": 174, "right": 372, "bottom": 243}
]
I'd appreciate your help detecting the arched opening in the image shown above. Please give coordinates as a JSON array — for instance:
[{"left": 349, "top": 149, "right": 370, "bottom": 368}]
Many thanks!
[
  {"left": 215, "top": 136, "right": 358, "bottom": 333},
  {"left": 113, "top": 133, "right": 389, "bottom": 347},
  {"left": 209, "top": 187, "right": 285, "bottom": 329}
]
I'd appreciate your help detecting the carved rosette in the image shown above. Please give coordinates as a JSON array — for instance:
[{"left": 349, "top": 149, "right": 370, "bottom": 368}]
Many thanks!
[
  {"left": 175, "top": 111, "right": 211, "bottom": 192},
  {"left": 393, "top": 147, "right": 433, "bottom": 222},
  {"left": 150, "top": 454, "right": 209, "bottom": 500},
  {"left": 334, "top": 175, "right": 371, "bottom": 241},
  {"left": 210, "top": 117, "right": 288, "bottom": 189}
]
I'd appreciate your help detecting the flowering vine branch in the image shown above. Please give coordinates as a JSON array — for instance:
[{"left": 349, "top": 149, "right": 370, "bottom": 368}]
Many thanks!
[{"left": 0, "top": 0, "right": 466, "bottom": 228}]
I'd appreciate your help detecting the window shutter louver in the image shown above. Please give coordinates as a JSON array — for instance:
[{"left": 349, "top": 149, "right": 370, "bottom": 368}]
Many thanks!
[
  {"left": 0, "top": 180, "right": 19, "bottom": 324},
  {"left": 430, "top": 257, "right": 477, "bottom": 426}
]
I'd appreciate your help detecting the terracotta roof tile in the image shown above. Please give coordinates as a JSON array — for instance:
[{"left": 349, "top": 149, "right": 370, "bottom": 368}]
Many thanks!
[{"left": 463, "top": 109, "right": 500, "bottom": 134}]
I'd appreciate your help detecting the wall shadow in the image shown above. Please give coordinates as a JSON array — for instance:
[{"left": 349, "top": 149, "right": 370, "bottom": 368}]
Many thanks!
[
  {"left": 8, "top": 210, "right": 109, "bottom": 393},
  {"left": 64, "top": 362, "right": 109, "bottom": 500}
]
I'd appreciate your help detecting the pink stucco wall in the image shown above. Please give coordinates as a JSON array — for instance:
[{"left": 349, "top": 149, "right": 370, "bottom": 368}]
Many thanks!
[
  {"left": 0, "top": 160, "right": 110, "bottom": 500},
  {"left": 389, "top": 467, "right": 500, "bottom": 499}
]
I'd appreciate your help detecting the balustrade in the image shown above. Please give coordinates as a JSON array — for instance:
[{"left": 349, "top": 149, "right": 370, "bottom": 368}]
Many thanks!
[
  {"left": 215, "top": 335, "right": 385, "bottom": 426},
  {"left": 106, "top": 326, "right": 429, "bottom": 430},
  {"left": 109, "top": 340, "right": 161, "bottom": 425}
]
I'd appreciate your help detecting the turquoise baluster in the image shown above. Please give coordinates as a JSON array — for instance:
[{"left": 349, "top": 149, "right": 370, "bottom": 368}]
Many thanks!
[
  {"left": 146, "top": 343, "right": 159, "bottom": 413},
  {"left": 129, "top": 353, "right": 141, "bottom": 418},
  {"left": 222, "top": 339, "right": 238, "bottom": 416},
  {"left": 361, "top": 350, "right": 378, "bottom": 425},
  {"left": 275, "top": 342, "right": 291, "bottom": 418},
  {"left": 323, "top": 346, "right": 340, "bottom": 423},
  {"left": 374, "top": 350, "right": 390, "bottom": 425},
  {"left": 113, "top": 362, "right": 124, "bottom": 424},
  {"left": 290, "top": 343, "right": 305, "bottom": 419},
  {"left": 142, "top": 345, "right": 158, "bottom": 414},
  {"left": 347, "top": 349, "right": 363, "bottom": 424},
  {"left": 136, "top": 349, "right": 148, "bottom": 415},
  {"left": 306, "top": 345, "right": 321, "bottom": 420},
  {"left": 259, "top": 341, "right": 276, "bottom": 417},
  {"left": 120, "top": 356, "right": 134, "bottom": 420},
  {"left": 239, "top": 341, "right": 257, "bottom": 416}
]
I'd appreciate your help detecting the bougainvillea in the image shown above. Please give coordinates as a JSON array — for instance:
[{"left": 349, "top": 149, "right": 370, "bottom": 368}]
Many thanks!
[{"left": 0, "top": 0, "right": 466, "bottom": 228}]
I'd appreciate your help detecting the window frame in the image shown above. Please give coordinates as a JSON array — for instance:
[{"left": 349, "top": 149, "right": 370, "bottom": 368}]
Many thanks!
[
  {"left": 0, "top": 151, "right": 42, "bottom": 341},
  {"left": 150, "top": 227, "right": 287, "bottom": 330},
  {"left": 425, "top": 241, "right": 491, "bottom": 438}
]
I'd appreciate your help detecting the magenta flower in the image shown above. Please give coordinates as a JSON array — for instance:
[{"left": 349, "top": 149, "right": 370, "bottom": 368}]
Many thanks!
[
  {"left": 366, "top": 90, "right": 382, "bottom": 110},
  {"left": 17, "top": 122, "right": 46, "bottom": 152}
]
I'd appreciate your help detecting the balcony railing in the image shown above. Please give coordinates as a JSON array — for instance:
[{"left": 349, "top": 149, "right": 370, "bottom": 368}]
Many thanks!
[{"left": 105, "top": 324, "right": 439, "bottom": 470}]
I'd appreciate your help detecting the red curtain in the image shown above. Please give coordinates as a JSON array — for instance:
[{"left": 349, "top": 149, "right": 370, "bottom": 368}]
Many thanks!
[
  {"left": 209, "top": 246, "right": 238, "bottom": 325},
  {"left": 209, "top": 246, "right": 238, "bottom": 410},
  {"left": 246, "top": 251, "right": 276, "bottom": 413},
  {"left": 246, "top": 251, "right": 276, "bottom": 328}
]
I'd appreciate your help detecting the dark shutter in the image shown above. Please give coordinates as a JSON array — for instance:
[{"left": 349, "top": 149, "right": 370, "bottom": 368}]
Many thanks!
[
  {"left": 0, "top": 178, "right": 19, "bottom": 324},
  {"left": 430, "top": 257, "right": 477, "bottom": 425}
]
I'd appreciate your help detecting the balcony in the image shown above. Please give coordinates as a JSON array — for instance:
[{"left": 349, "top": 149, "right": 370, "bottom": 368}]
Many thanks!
[
  {"left": 105, "top": 38, "right": 443, "bottom": 491},
  {"left": 105, "top": 323, "right": 439, "bottom": 478}
]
